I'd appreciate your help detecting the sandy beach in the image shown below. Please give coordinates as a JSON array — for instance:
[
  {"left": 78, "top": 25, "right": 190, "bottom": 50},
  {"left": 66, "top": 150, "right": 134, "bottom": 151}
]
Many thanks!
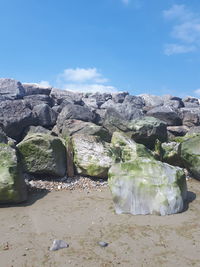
[{"left": 0, "top": 179, "right": 200, "bottom": 267}]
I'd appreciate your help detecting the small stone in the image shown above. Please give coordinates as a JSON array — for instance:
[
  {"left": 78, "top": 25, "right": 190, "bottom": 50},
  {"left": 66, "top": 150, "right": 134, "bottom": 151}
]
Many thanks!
[
  {"left": 49, "top": 240, "right": 69, "bottom": 251},
  {"left": 98, "top": 241, "right": 108, "bottom": 247}
]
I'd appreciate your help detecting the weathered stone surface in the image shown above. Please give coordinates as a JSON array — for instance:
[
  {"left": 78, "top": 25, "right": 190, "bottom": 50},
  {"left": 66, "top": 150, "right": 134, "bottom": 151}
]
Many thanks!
[
  {"left": 23, "top": 125, "right": 51, "bottom": 138},
  {"left": 33, "top": 104, "right": 58, "bottom": 127},
  {"left": 61, "top": 119, "right": 111, "bottom": 142},
  {"left": 0, "top": 144, "right": 27, "bottom": 203},
  {"left": 72, "top": 135, "right": 113, "bottom": 178},
  {"left": 179, "top": 108, "right": 200, "bottom": 127},
  {"left": 186, "top": 126, "right": 200, "bottom": 135},
  {"left": 147, "top": 106, "right": 182, "bottom": 126},
  {"left": 0, "top": 100, "right": 35, "bottom": 141},
  {"left": 22, "top": 83, "right": 52, "bottom": 96},
  {"left": 139, "top": 94, "right": 164, "bottom": 107},
  {"left": 50, "top": 88, "right": 83, "bottom": 105},
  {"left": 24, "top": 95, "right": 53, "bottom": 108},
  {"left": 183, "top": 96, "right": 199, "bottom": 105},
  {"left": 167, "top": 126, "right": 189, "bottom": 137},
  {"left": 112, "top": 92, "right": 129, "bottom": 103},
  {"left": 17, "top": 134, "right": 66, "bottom": 177},
  {"left": 108, "top": 158, "right": 187, "bottom": 215},
  {"left": 128, "top": 117, "right": 167, "bottom": 149},
  {"left": 0, "top": 78, "right": 25, "bottom": 100},
  {"left": 83, "top": 92, "right": 112, "bottom": 108},
  {"left": 111, "top": 132, "right": 154, "bottom": 162},
  {"left": 0, "top": 127, "right": 8, "bottom": 144},
  {"left": 123, "top": 95, "right": 145, "bottom": 109},
  {"left": 180, "top": 135, "right": 200, "bottom": 179}
]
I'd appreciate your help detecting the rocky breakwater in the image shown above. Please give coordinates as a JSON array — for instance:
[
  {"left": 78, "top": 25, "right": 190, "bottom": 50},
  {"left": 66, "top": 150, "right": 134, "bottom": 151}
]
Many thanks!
[{"left": 0, "top": 78, "right": 199, "bottom": 215}]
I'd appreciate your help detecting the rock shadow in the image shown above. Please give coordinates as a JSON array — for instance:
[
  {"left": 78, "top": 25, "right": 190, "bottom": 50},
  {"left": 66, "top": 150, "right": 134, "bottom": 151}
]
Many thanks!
[{"left": 183, "top": 191, "right": 196, "bottom": 212}]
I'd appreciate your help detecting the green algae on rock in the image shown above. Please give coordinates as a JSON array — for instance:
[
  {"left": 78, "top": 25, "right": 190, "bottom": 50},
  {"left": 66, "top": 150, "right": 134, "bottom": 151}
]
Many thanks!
[
  {"left": 17, "top": 133, "right": 66, "bottom": 177},
  {"left": 0, "top": 144, "right": 27, "bottom": 203},
  {"left": 108, "top": 158, "right": 187, "bottom": 216},
  {"left": 72, "top": 134, "right": 113, "bottom": 178},
  {"left": 180, "top": 135, "right": 200, "bottom": 179}
]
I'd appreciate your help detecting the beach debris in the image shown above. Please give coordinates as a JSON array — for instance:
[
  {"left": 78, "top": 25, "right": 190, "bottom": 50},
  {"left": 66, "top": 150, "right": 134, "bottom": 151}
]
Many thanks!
[
  {"left": 49, "top": 240, "right": 69, "bottom": 251},
  {"left": 98, "top": 241, "right": 108, "bottom": 247}
]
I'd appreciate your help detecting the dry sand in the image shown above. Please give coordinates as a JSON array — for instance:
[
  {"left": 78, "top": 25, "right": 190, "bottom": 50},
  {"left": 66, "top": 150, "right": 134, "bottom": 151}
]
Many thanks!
[{"left": 0, "top": 179, "right": 200, "bottom": 267}]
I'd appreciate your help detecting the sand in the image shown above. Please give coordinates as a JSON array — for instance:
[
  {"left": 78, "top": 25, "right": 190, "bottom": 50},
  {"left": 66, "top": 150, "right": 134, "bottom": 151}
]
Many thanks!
[{"left": 0, "top": 179, "right": 200, "bottom": 267}]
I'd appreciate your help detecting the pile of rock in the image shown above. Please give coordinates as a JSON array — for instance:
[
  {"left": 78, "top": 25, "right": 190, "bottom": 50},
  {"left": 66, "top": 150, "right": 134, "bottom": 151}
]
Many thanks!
[{"left": 0, "top": 78, "right": 200, "bottom": 215}]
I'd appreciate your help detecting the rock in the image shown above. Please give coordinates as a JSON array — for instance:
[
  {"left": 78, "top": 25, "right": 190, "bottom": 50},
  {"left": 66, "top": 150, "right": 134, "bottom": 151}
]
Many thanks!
[
  {"left": 82, "top": 97, "right": 98, "bottom": 110},
  {"left": 139, "top": 94, "right": 164, "bottom": 107},
  {"left": 50, "top": 88, "right": 83, "bottom": 105},
  {"left": 147, "top": 106, "right": 182, "bottom": 126},
  {"left": 24, "top": 95, "right": 53, "bottom": 108},
  {"left": 0, "top": 78, "right": 25, "bottom": 100},
  {"left": 180, "top": 135, "right": 200, "bottom": 179},
  {"left": 49, "top": 240, "right": 69, "bottom": 251},
  {"left": 167, "top": 126, "right": 189, "bottom": 137},
  {"left": 85, "top": 92, "right": 112, "bottom": 107},
  {"left": 100, "top": 99, "right": 116, "bottom": 109},
  {"left": 112, "top": 92, "right": 129, "bottom": 103},
  {"left": 17, "top": 133, "right": 66, "bottom": 178},
  {"left": 128, "top": 117, "right": 167, "bottom": 149},
  {"left": 164, "top": 99, "right": 184, "bottom": 109},
  {"left": 179, "top": 108, "right": 200, "bottom": 127},
  {"left": 22, "top": 83, "right": 52, "bottom": 96},
  {"left": 183, "top": 96, "right": 199, "bottom": 105},
  {"left": 0, "top": 144, "right": 27, "bottom": 203},
  {"left": 98, "top": 241, "right": 108, "bottom": 247},
  {"left": 0, "top": 100, "right": 35, "bottom": 141},
  {"left": 123, "top": 95, "right": 145, "bottom": 109},
  {"left": 94, "top": 109, "right": 107, "bottom": 125},
  {"left": 0, "top": 127, "right": 8, "bottom": 144},
  {"left": 186, "top": 126, "right": 200, "bottom": 135},
  {"left": 183, "top": 102, "right": 199, "bottom": 108},
  {"left": 155, "top": 141, "right": 182, "bottom": 167},
  {"left": 72, "top": 134, "right": 113, "bottom": 178},
  {"left": 108, "top": 158, "right": 187, "bottom": 215},
  {"left": 61, "top": 119, "right": 111, "bottom": 142},
  {"left": 56, "top": 103, "right": 95, "bottom": 131},
  {"left": 33, "top": 104, "right": 58, "bottom": 127},
  {"left": 23, "top": 126, "right": 51, "bottom": 138},
  {"left": 102, "top": 108, "right": 130, "bottom": 135}
]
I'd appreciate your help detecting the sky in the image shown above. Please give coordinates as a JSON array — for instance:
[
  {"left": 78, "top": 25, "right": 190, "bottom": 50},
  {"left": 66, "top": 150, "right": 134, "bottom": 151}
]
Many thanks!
[{"left": 0, "top": 0, "right": 200, "bottom": 97}]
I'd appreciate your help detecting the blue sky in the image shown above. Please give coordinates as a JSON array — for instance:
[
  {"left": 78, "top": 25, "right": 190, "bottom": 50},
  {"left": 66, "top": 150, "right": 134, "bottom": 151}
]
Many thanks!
[{"left": 0, "top": 0, "right": 200, "bottom": 97}]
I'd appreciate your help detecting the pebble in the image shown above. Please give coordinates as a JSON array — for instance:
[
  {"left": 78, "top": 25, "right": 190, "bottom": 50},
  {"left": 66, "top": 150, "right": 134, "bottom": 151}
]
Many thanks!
[
  {"left": 50, "top": 240, "right": 69, "bottom": 251},
  {"left": 98, "top": 241, "right": 108, "bottom": 247}
]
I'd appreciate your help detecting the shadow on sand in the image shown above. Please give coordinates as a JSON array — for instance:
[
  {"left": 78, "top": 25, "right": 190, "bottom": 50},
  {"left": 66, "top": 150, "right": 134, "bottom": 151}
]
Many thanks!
[
  {"left": 0, "top": 189, "right": 49, "bottom": 208},
  {"left": 183, "top": 191, "right": 196, "bottom": 212}
]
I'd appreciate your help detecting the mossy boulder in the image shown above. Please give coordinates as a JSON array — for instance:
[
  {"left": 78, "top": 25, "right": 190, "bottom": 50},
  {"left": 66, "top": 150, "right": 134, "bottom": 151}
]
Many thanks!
[
  {"left": 0, "top": 144, "right": 27, "bottom": 203},
  {"left": 111, "top": 131, "right": 154, "bottom": 162},
  {"left": 17, "top": 133, "right": 66, "bottom": 177},
  {"left": 108, "top": 158, "right": 187, "bottom": 215},
  {"left": 72, "top": 134, "right": 113, "bottom": 178},
  {"left": 180, "top": 135, "right": 200, "bottom": 179},
  {"left": 128, "top": 116, "right": 167, "bottom": 149}
]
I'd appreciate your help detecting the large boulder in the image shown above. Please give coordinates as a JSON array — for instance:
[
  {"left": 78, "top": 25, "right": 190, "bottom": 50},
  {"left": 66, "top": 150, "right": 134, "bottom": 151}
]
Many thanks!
[
  {"left": 179, "top": 108, "right": 200, "bottom": 127},
  {"left": 0, "top": 100, "right": 35, "bottom": 141},
  {"left": 33, "top": 104, "right": 58, "bottom": 127},
  {"left": 147, "top": 106, "right": 182, "bottom": 126},
  {"left": 60, "top": 119, "right": 111, "bottom": 142},
  {"left": 108, "top": 158, "right": 187, "bottom": 215},
  {"left": 0, "top": 78, "right": 25, "bottom": 100},
  {"left": 180, "top": 135, "right": 200, "bottom": 179},
  {"left": 0, "top": 144, "right": 27, "bottom": 203},
  {"left": 72, "top": 134, "right": 113, "bottom": 178},
  {"left": 22, "top": 83, "right": 52, "bottom": 96},
  {"left": 17, "top": 134, "right": 66, "bottom": 177},
  {"left": 128, "top": 117, "right": 167, "bottom": 149},
  {"left": 139, "top": 94, "right": 164, "bottom": 107},
  {"left": 24, "top": 95, "right": 53, "bottom": 108},
  {"left": 112, "top": 92, "right": 129, "bottom": 103},
  {"left": 50, "top": 88, "right": 83, "bottom": 105}
]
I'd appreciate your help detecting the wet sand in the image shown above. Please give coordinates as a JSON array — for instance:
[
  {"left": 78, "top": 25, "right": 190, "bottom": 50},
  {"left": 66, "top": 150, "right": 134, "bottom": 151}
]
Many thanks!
[{"left": 0, "top": 179, "right": 200, "bottom": 267}]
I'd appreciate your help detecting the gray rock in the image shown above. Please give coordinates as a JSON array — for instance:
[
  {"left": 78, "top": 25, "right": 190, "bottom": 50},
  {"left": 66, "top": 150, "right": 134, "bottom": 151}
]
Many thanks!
[
  {"left": 167, "top": 126, "right": 189, "bottom": 137},
  {"left": 164, "top": 100, "right": 184, "bottom": 109},
  {"left": 183, "top": 102, "right": 199, "bottom": 108},
  {"left": 98, "top": 241, "right": 108, "bottom": 247},
  {"left": 24, "top": 95, "right": 53, "bottom": 108},
  {"left": 123, "top": 95, "right": 145, "bottom": 109},
  {"left": 186, "top": 126, "right": 200, "bottom": 135},
  {"left": 50, "top": 88, "right": 83, "bottom": 105},
  {"left": 85, "top": 92, "right": 112, "bottom": 107},
  {"left": 179, "top": 108, "right": 200, "bottom": 127},
  {"left": 82, "top": 97, "right": 98, "bottom": 110},
  {"left": 23, "top": 126, "right": 51, "bottom": 138},
  {"left": 128, "top": 116, "right": 167, "bottom": 149},
  {"left": 139, "top": 94, "right": 164, "bottom": 107},
  {"left": 0, "top": 78, "right": 25, "bottom": 100},
  {"left": 0, "top": 100, "right": 35, "bottom": 141},
  {"left": 183, "top": 96, "right": 199, "bottom": 104},
  {"left": 112, "top": 92, "right": 129, "bottom": 103},
  {"left": 33, "top": 104, "right": 58, "bottom": 127},
  {"left": 22, "top": 83, "right": 52, "bottom": 96},
  {"left": 49, "top": 240, "right": 69, "bottom": 251},
  {"left": 147, "top": 106, "right": 182, "bottom": 126}
]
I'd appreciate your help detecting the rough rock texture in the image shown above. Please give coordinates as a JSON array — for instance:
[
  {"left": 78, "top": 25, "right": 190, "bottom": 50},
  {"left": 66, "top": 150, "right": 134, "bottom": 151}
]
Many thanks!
[
  {"left": 72, "top": 135, "right": 113, "bottom": 178},
  {"left": 17, "top": 134, "right": 66, "bottom": 177},
  {"left": 180, "top": 135, "right": 200, "bottom": 179},
  {"left": 108, "top": 158, "right": 187, "bottom": 215},
  {"left": 22, "top": 83, "right": 52, "bottom": 96},
  {"left": 24, "top": 95, "right": 53, "bottom": 108},
  {"left": 23, "top": 126, "right": 51, "bottom": 138},
  {"left": 128, "top": 116, "right": 168, "bottom": 149},
  {"left": 50, "top": 88, "right": 83, "bottom": 105},
  {"left": 0, "top": 100, "right": 35, "bottom": 141},
  {"left": 0, "top": 78, "right": 25, "bottom": 100},
  {"left": 0, "top": 144, "right": 27, "bottom": 203},
  {"left": 33, "top": 104, "right": 58, "bottom": 127}
]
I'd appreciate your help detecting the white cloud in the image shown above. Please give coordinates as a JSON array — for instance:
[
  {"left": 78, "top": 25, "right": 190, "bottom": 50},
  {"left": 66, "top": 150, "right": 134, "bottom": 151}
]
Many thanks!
[
  {"left": 164, "top": 44, "right": 196, "bottom": 56},
  {"left": 58, "top": 68, "right": 107, "bottom": 83},
  {"left": 56, "top": 67, "right": 118, "bottom": 93},
  {"left": 194, "top": 88, "right": 200, "bottom": 95},
  {"left": 163, "top": 5, "right": 200, "bottom": 55},
  {"left": 37, "top": 80, "right": 51, "bottom": 87},
  {"left": 122, "top": 0, "right": 130, "bottom": 5}
]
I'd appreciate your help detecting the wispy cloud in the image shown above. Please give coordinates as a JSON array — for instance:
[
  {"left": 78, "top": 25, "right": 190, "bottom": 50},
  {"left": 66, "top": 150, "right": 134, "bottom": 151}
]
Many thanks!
[
  {"left": 37, "top": 80, "right": 52, "bottom": 87},
  {"left": 194, "top": 88, "right": 200, "bottom": 96},
  {"left": 56, "top": 67, "right": 118, "bottom": 93},
  {"left": 121, "top": 0, "right": 130, "bottom": 5},
  {"left": 163, "top": 4, "right": 200, "bottom": 55}
]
